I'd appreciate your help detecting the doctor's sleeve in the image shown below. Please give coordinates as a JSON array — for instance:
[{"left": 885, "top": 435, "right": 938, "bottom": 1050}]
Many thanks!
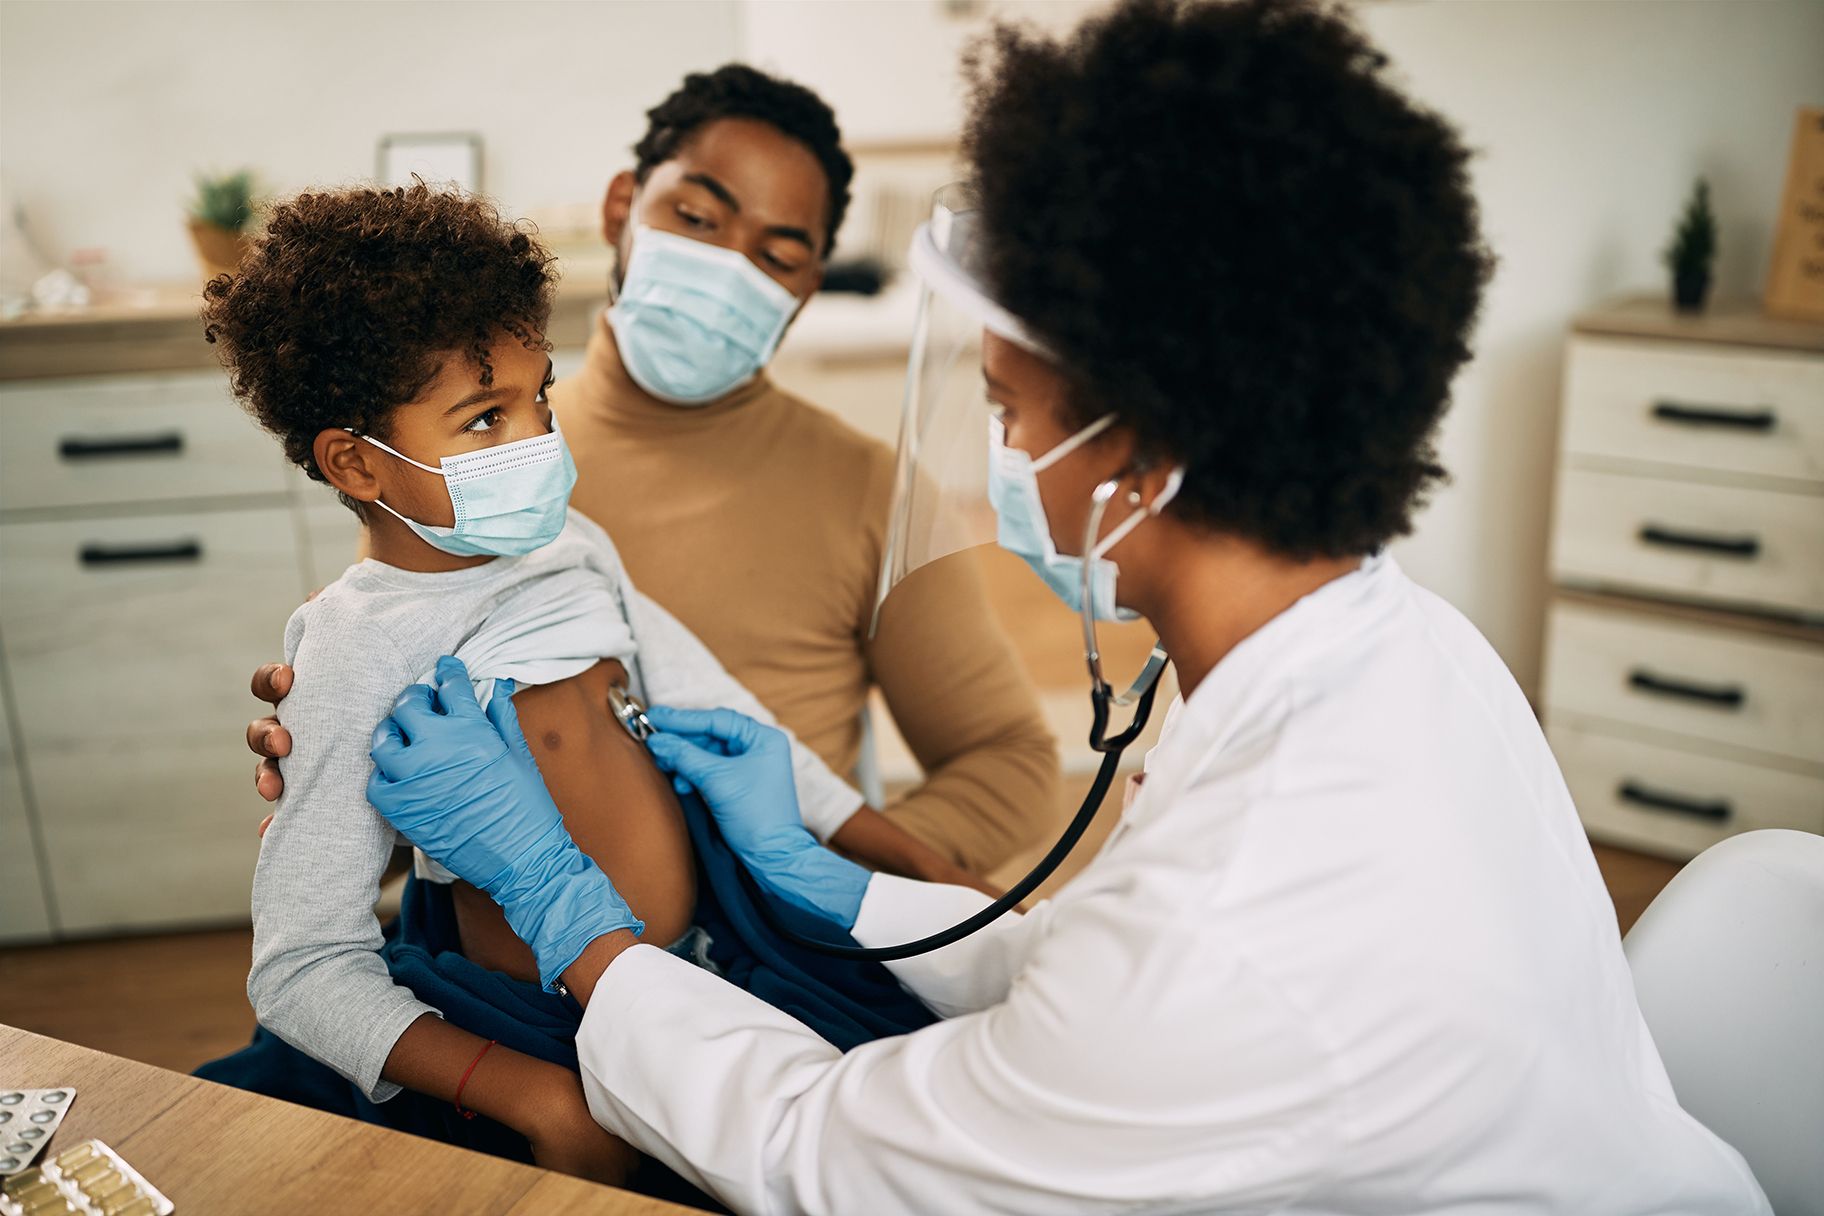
[
  {"left": 574, "top": 893, "right": 1339, "bottom": 1216},
  {"left": 623, "top": 584, "right": 864, "bottom": 841}
]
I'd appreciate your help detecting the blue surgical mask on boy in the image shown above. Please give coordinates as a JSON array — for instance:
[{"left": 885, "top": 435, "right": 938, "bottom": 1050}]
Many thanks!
[
  {"left": 349, "top": 419, "right": 577, "bottom": 558},
  {"left": 986, "top": 414, "right": 1184, "bottom": 622},
  {"left": 607, "top": 224, "right": 800, "bottom": 406}
]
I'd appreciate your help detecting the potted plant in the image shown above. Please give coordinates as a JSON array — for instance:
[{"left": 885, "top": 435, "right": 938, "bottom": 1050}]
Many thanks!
[
  {"left": 1663, "top": 177, "right": 1717, "bottom": 313},
  {"left": 187, "top": 169, "right": 260, "bottom": 280}
]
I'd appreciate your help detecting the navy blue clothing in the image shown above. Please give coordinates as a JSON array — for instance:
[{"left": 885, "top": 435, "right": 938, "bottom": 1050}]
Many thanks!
[{"left": 197, "top": 794, "right": 937, "bottom": 1202}]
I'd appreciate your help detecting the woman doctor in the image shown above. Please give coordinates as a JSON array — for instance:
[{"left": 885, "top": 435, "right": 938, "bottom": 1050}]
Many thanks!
[{"left": 362, "top": 1, "right": 1768, "bottom": 1211}]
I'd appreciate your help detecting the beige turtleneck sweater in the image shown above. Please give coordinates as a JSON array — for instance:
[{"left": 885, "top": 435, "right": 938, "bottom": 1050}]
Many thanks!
[{"left": 552, "top": 313, "right": 1059, "bottom": 873}]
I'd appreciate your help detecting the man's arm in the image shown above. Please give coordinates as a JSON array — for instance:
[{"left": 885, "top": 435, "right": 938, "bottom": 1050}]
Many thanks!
[{"left": 865, "top": 551, "right": 1062, "bottom": 873}]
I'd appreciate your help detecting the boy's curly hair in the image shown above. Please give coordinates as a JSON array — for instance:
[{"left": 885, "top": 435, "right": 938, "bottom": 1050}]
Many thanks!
[
  {"left": 964, "top": 0, "right": 1493, "bottom": 558},
  {"left": 202, "top": 183, "right": 556, "bottom": 504}
]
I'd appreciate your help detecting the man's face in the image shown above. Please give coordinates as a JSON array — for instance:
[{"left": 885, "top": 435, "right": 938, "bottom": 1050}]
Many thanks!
[{"left": 610, "top": 116, "right": 830, "bottom": 300}]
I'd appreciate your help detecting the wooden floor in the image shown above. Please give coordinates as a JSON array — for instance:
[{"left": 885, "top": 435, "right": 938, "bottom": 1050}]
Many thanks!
[{"left": 0, "top": 831, "right": 1682, "bottom": 1076}]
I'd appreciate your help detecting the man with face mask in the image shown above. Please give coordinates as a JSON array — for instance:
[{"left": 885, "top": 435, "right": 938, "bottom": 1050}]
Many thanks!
[{"left": 248, "top": 66, "right": 1059, "bottom": 886}]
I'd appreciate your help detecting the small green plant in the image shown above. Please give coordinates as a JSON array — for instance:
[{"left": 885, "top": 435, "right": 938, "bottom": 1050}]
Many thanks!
[
  {"left": 190, "top": 169, "right": 259, "bottom": 233},
  {"left": 1663, "top": 178, "right": 1717, "bottom": 310}
]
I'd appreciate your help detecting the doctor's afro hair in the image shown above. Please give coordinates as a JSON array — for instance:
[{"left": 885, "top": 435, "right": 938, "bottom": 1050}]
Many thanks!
[
  {"left": 201, "top": 183, "right": 555, "bottom": 504},
  {"left": 963, "top": 0, "right": 1492, "bottom": 559},
  {"left": 633, "top": 63, "right": 854, "bottom": 255}
]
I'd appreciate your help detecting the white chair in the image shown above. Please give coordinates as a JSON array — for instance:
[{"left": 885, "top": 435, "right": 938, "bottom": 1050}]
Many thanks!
[{"left": 1624, "top": 829, "right": 1824, "bottom": 1216}]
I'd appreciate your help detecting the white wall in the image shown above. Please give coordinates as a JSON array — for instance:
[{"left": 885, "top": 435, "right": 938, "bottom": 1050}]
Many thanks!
[
  {"left": 4, "top": 0, "right": 1819, "bottom": 698},
  {"left": 0, "top": 0, "right": 741, "bottom": 282},
  {"left": 1361, "top": 0, "right": 1823, "bottom": 697}
]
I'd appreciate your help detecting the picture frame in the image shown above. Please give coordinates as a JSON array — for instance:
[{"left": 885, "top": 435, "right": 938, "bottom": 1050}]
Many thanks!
[{"left": 376, "top": 132, "right": 483, "bottom": 193}]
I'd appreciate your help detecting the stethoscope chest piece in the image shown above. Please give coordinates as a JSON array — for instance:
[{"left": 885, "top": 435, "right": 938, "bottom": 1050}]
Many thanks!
[{"left": 607, "top": 682, "right": 657, "bottom": 743}]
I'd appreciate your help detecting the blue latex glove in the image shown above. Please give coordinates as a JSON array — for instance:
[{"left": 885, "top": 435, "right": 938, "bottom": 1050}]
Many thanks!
[
  {"left": 645, "top": 706, "right": 870, "bottom": 929},
  {"left": 368, "top": 656, "right": 643, "bottom": 990}
]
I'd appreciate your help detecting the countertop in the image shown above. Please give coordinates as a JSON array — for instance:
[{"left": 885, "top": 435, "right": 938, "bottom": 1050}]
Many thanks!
[{"left": 0, "top": 246, "right": 918, "bottom": 381}]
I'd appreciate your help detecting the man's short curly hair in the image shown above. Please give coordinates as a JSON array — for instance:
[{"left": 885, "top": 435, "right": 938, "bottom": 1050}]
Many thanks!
[
  {"left": 633, "top": 63, "right": 854, "bottom": 255},
  {"left": 964, "top": 0, "right": 1492, "bottom": 559},
  {"left": 202, "top": 183, "right": 555, "bottom": 507}
]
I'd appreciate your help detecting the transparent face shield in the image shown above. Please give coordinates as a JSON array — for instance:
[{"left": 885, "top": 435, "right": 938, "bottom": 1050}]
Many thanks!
[
  {"left": 869, "top": 184, "right": 1032, "bottom": 635},
  {"left": 874, "top": 184, "right": 1166, "bottom": 753}
]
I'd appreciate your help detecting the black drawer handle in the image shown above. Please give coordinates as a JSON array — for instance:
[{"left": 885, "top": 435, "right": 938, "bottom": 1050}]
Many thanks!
[
  {"left": 1638, "top": 525, "right": 1761, "bottom": 559},
  {"left": 1651, "top": 401, "right": 1777, "bottom": 432},
  {"left": 79, "top": 540, "right": 204, "bottom": 567},
  {"left": 1627, "top": 670, "right": 1746, "bottom": 709},
  {"left": 1618, "top": 781, "right": 1731, "bottom": 822},
  {"left": 58, "top": 432, "right": 186, "bottom": 460}
]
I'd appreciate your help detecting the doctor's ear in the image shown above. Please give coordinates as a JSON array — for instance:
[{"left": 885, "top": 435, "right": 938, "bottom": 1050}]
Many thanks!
[
  {"left": 312, "top": 429, "right": 382, "bottom": 504},
  {"left": 1125, "top": 455, "right": 1183, "bottom": 516},
  {"left": 601, "top": 171, "right": 637, "bottom": 249}
]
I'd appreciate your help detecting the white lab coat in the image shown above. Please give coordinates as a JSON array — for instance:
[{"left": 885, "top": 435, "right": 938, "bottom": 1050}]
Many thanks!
[{"left": 575, "top": 557, "right": 1770, "bottom": 1215}]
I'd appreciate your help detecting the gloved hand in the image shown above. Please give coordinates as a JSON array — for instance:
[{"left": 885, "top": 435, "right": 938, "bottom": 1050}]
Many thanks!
[
  {"left": 645, "top": 706, "right": 870, "bottom": 929},
  {"left": 368, "top": 656, "right": 644, "bottom": 990}
]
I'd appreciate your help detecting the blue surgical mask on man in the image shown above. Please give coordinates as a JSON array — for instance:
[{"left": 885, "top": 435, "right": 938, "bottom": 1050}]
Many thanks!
[
  {"left": 986, "top": 414, "right": 1184, "bottom": 621},
  {"left": 349, "top": 419, "right": 577, "bottom": 558},
  {"left": 607, "top": 224, "right": 800, "bottom": 406}
]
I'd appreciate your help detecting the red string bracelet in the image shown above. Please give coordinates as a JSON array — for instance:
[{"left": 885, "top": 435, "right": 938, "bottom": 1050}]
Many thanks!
[{"left": 454, "top": 1039, "right": 499, "bottom": 1121}]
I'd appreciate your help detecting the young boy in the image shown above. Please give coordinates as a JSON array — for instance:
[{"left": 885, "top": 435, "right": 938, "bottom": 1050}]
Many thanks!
[{"left": 195, "top": 183, "right": 942, "bottom": 1188}]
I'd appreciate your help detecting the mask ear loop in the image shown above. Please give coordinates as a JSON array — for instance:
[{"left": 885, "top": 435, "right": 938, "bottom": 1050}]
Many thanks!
[{"left": 1080, "top": 465, "right": 1184, "bottom": 752}]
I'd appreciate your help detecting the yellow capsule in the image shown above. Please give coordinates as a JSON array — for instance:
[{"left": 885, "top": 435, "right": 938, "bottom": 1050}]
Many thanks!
[
  {"left": 71, "top": 1158, "right": 113, "bottom": 1185},
  {"left": 9, "top": 1180, "right": 59, "bottom": 1207},
  {"left": 78, "top": 1170, "right": 123, "bottom": 1198},
  {"left": 87, "top": 1176, "right": 135, "bottom": 1203},
  {"left": 100, "top": 1187, "right": 151, "bottom": 1215},
  {"left": 21, "top": 1190, "right": 75, "bottom": 1215},
  {"left": 111, "top": 1197, "right": 158, "bottom": 1216},
  {"left": 3, "top": 1168, "right": 47, "bottom": 1196},
  {"left": 51, "top": 1141, "right": 97, "bottom": 1169}
]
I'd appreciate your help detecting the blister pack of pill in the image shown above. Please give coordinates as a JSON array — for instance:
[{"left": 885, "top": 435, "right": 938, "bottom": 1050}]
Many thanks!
[
  {"left": 2, "top": 1140, "right": 172, "bottom": 1216},
  {"left": 0, "top": 1091, "right": 77, "bottom": 1176}
]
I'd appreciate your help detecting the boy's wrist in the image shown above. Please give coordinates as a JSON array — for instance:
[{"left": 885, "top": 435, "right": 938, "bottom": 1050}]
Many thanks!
[{"left": 493, "top": 1055, "right": 582, "bottom": 1136}]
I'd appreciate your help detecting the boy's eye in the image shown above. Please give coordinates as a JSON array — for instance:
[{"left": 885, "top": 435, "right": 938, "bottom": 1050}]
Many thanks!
[
  {"left": 536, "top": 378, "right": 555, "bottom": 405},
  {"left": 464, "top": 408, "right": 504, "bottom": 434},
  {"left": 677, "top": 205, "right": 709, "bottom": 229}
]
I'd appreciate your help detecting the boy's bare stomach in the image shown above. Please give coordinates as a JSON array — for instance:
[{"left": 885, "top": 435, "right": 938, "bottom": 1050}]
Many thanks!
[{"left": 449, "top": 659, "right": 697, "bottom": 982}]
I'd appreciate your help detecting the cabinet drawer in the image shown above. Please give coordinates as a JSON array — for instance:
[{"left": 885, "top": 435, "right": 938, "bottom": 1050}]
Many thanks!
[
  {"left": 1561, "top": 338, "right": 1824, "bottom": 488},
  {"left": 0, "top": 372, "right": 289, "bottom": 512},
  {"left": 1551, "top": 467, "right": 1824, "bottom": 618},
  {"left": 1543, "top": 600, "right": 1824, "bottom": 768},
  {"left": 0, "top": 508, "right": 304, "bottom": 932},
  {"left": 1549, "top": 722, "right": 1824, "bottom": 860}
]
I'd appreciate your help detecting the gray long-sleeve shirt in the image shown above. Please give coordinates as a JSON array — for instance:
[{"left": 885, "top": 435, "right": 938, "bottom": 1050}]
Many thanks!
[{"left": 250, "top": 509, "right": 864, "bottom": 1101}]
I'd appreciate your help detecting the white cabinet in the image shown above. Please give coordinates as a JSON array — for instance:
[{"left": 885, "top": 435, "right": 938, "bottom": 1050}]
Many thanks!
[
  {"left": 1542, "top": 298, "right": 1824, "bottom": 860},
  {"left": 0, "top": 673, "right": 53, "bottom": 943},
  {"left": 0, "top": 370, "right": 351, "bottom": 939}
]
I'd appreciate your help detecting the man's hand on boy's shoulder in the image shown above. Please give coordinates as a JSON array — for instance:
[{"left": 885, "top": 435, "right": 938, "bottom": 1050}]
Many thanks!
[
  {"left": 248, "top": 585, "right": 323, "bottom": 826},
  {"left": 250, "top": 661, "right": 294, "bottom": 828}
]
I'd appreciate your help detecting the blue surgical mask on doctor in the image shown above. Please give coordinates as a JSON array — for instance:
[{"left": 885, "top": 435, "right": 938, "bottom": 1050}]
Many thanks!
[
  {"left": 608, "top": 224, "right": 801, "bottom": 406},
  {"left": 987, "top": 413, "right": 1185, "bottom": 621},
  {"left": 349, "top": 420, "right": 578, "bottom": 558}
]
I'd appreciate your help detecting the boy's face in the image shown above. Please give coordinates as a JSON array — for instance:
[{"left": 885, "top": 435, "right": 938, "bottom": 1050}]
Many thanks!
[{"left": 329, "top": 334, "right": 555, "bottom": 530}]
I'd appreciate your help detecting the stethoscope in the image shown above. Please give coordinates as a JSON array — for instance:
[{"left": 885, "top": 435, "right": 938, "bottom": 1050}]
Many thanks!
[{"left": 613, "top": 472, "right": 1168, "bottom": 962}]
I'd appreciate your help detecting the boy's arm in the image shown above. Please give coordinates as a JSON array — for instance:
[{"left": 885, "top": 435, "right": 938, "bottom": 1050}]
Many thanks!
[{"left": 382, "top": 1015, "right": 636, "bottom": 1184}]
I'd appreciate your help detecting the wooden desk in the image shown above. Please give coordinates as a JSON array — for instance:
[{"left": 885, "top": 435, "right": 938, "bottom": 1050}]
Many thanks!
[{"left": 0, "top": 1024, "right": 696, "bottom": 1214}]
